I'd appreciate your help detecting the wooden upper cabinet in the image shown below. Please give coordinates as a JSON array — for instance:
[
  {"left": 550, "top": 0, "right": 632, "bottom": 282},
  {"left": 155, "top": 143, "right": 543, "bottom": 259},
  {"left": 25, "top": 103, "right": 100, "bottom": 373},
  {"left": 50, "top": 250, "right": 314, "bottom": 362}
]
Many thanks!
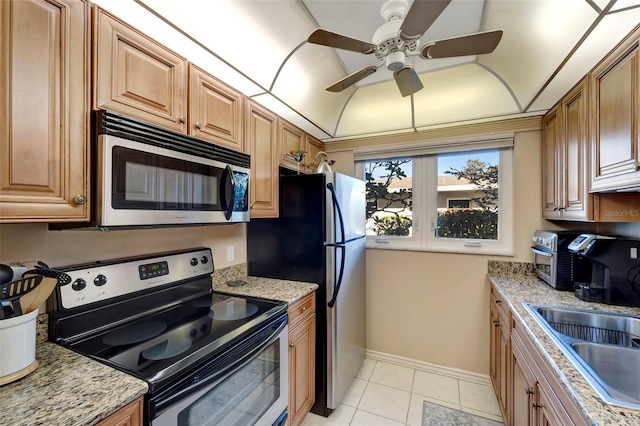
[
  {"left": 93, "top": 7, "right": 187, "bottom": 133},
  {"left": 0, "top": 0, "right": 89, "bottom": 223},
  {"left": 590, "top": 28, "right": 640, "bottom": 192},
  {"left": 541, "top": 107, "right": 561, "bottom": 219},
  {"left": 541, "top": 79, "right": 592, "bottom": 221},
  {"left": 246, "top": 99, "right": 279, "bottom": 218},
  {"left": 279, "top": 120, "right": 307, "bottom": 172},
  {"left": 188, "top": 64, "right": 243, "bottom": 151},
  {"left": 561, "top": 79, "right": 592, "bottom": 220}
]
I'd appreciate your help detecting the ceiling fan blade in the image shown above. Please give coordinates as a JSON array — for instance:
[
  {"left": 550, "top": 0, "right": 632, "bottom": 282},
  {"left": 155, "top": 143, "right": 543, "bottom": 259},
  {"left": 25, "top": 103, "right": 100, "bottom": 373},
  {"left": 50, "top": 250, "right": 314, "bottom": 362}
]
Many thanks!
[
  {"left": 326, "top": 66, "right": 378, "bottom": 92},
  {"left": 399, "top": 0, "right": 452, "bottom": 42},
  {"left": 308, "top": 29, "right": 376, "bottom": 54},
  {"left": 420, "top": 30, "right": 504, "bottom": 59},
  {"left": 393, "top": 66, "right": 423, "bottom": 97}
]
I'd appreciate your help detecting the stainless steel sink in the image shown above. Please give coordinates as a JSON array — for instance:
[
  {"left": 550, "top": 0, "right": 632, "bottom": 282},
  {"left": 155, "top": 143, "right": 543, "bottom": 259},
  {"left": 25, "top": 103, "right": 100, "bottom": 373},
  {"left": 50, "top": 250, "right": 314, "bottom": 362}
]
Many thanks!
[
  {"left": 523, "top": 303, "right": 640, "bottom": 409},
  {"left": 536, "top": 306, "right": 640, "bottom": 347},
  {"left": 571, "top": 342, "right": 640, "bottom": 404}
]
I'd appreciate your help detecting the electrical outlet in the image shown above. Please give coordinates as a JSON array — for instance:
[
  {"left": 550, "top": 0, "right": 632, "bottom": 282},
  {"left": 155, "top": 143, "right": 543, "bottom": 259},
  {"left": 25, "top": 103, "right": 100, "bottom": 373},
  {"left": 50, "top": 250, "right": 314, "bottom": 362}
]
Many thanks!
[
  {"left": 631, "top": 247, "right": 638, "bottom": 260},
  {"left": 226, "top": 245, "right": 235, "bottom": 262}
]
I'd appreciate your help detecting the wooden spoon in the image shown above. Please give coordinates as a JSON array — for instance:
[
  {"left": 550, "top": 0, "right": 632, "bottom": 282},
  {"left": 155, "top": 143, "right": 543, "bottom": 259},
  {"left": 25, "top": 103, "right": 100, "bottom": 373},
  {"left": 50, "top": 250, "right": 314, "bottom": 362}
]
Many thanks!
[{"left": 18, "top": 276, "right": 58, "bottom": 314}]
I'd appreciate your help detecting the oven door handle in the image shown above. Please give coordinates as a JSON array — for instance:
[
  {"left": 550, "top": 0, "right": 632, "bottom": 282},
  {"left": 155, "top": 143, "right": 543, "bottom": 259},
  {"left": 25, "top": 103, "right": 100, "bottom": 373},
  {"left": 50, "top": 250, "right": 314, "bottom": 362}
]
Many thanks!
[{"left": 153, "top": 318, "right": 287, "bottom": 416}]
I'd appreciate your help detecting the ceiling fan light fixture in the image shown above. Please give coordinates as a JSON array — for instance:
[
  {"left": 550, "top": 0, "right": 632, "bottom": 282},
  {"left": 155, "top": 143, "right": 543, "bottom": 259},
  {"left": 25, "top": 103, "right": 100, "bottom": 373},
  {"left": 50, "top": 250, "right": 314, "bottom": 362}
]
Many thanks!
[
  {"left": 386, "top": 50, "right": 405, "bottom": 71},
  {"left": 393, "top": 66, "right": 423, "bottom": 97}
]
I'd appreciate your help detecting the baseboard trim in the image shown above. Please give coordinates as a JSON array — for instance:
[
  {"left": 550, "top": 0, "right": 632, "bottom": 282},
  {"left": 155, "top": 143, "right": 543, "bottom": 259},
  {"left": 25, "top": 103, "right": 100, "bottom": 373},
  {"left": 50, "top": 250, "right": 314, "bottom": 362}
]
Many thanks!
[{"left": 365, "top": 349, "right": 492, "bottom": 386}]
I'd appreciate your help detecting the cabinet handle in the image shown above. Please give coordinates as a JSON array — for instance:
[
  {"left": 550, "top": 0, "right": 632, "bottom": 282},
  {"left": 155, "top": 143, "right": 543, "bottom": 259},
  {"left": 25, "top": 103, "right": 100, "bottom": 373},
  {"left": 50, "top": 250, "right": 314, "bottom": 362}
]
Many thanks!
[
  {"left": 532, "top": 402, "right": 542, "bottom": 410},
  {"left": 179, "top": 116, "right": 186, "bottom": 124},
  {"left": 525, "top": 388, "right": 534, "bottom": 395},
  {"left": 558, "top": 207, "right": 566, "bottom": 211},
  {"left": 289, "top": 343, "right": 295, "bottom": 348},
  {"left": 495, "top": 300, "right": 502, "bottom": 304},
  {"left": 74, "top": 194, "right": 87, "bottom": 205},
  {"left": 301, "top": 306, "right": 307, "bottom": 312},
  {"left": 196, "top": 122, "right": 202, "bottom": 130},
  {"left": 493, "top": 320, "right": 500, "bottom": 327}
]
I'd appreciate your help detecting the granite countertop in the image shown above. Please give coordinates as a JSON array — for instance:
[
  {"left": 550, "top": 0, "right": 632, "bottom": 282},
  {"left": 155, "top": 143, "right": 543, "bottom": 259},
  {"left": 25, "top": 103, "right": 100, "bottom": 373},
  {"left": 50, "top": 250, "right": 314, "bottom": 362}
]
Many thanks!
[
  {"left": 488, "top": 271, "right": 640, "bottom": 425},
  {"left": 212, "top": 264, "right": 318, "bottom": 304},
  {"left": 0, "top": 342, "right": 148, "bottom": 426}
]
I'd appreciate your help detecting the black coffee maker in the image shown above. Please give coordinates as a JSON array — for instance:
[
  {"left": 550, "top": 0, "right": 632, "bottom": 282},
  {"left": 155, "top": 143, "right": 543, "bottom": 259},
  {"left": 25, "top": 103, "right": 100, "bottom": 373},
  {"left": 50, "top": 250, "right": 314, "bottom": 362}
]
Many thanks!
[{"left": 569, "top": 234, "right": 640, "bottom": 308}]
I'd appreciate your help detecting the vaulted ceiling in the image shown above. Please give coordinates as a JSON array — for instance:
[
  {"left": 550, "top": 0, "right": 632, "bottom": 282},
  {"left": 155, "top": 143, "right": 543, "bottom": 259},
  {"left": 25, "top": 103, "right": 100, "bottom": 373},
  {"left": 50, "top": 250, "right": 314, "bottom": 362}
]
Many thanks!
[{"left": 95, "top": 0, "right": 640, "bottom": 142}]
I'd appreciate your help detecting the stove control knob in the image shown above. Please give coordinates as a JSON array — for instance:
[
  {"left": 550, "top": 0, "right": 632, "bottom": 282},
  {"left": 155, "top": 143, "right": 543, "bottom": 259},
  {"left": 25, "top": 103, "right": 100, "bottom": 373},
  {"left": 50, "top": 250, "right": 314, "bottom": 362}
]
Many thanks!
[
  {"left": 94, "top": 274, "right": 107, "bottom": 287},
  {"left": 190, "top": 257, "right": 198, "bottom": 266},
  {"left": 200, "top": 256, "right": 208, "bottom": 264},
  {"left": 72, "top": 278, "right": 87, "bottom": 291},
  {"left": 189, "top": 329, "right": 197, "bottom": 338}
]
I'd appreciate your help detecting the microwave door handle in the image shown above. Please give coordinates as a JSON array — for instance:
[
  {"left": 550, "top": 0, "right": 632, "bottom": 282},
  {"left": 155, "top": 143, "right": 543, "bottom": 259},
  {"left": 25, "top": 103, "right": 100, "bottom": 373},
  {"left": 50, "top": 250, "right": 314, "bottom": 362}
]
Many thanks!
[{"left": 221, "top": 165, "right": 236, "bottom": 220}]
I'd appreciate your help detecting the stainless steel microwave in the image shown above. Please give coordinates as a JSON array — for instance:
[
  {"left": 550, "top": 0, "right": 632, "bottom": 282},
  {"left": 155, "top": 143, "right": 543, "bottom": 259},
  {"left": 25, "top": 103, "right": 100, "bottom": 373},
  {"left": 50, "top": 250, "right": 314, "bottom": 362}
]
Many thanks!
[{"left": 54, "top": 110, "right": 250, "bottom": 230}]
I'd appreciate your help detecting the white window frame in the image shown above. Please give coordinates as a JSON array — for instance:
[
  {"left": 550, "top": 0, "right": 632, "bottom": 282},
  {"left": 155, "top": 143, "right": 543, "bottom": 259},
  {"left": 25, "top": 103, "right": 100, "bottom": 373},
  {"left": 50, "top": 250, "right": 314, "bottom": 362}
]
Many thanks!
[{"left": 356, "top": 145, "right": 514, "bottom": 256}]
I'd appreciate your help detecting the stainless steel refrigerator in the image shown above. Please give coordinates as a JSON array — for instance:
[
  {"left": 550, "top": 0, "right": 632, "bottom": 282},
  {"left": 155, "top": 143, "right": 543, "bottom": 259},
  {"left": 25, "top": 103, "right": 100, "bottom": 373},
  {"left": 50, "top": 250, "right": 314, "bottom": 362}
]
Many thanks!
[{"left": 247, "top": 172, "right": 366, "bottom": 417}]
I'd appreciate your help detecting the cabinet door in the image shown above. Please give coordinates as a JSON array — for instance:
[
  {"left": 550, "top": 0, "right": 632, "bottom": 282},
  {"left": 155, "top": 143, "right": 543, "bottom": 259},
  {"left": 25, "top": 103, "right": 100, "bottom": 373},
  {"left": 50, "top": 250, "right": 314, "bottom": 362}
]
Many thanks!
[
  {"left": 561, "top": 79, "right": 592, "bottom": 221},
  {"left": 279, "top": 120, "right": 307, "bottom": 172},
  {"left": 188, "top": 64, "right": 243, "bottom": 151},
  {"left": 511, "top": 333, "right": 536, "bottom": 426},
  {"left": 305, "top": 136, "right": 325, "bottom": 174},
  {"left": 288, "top": 313, "right": 316, "bottom": 426},
  {"left": 246, "top": 100, "right": 279, "bottom": 218},
  {"left": 0, "top": 0, "right": 89, "bottom": 222},
  {"left": 97, "top": 398, "right": 143, "bottom": 426},
  {"left": 94, "top": 7, "right": 187, "bottom": 133},
  {"left": 590, "top": 32, "right": 640, "bottom": 192},
  {"left": 541, "top": 108, "right": 561, "bottom": 219}
]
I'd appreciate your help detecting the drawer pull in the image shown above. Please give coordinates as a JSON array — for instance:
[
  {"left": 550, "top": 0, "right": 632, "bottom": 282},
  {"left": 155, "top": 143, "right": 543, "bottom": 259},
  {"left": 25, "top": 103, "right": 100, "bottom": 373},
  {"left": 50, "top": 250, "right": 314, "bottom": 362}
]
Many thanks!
[
  {"left": 495, "top": 300, "right": 502, "bottom": 304},
  {"left": 301, "top": 306, "right": 307, "bottom": 312}
]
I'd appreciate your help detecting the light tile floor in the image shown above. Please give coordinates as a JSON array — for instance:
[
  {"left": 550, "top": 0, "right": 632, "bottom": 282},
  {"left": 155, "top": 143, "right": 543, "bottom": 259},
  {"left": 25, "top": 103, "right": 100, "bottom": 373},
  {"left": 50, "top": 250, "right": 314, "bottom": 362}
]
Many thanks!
[{"left": 301, "top": 359, "right": 503, "bottom": 426}]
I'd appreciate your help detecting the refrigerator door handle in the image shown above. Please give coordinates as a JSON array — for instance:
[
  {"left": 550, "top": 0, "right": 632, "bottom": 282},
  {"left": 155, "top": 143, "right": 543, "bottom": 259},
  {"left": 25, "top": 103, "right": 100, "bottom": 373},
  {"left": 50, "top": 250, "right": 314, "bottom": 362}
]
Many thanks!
[
  {"left": 327, "top": 245, "right": 345, "bottom": 308},
  {"left": 326, "top": 183, "right": 346, "bottom": 244},
  {"left": 326, "top": 182, "right": 346, "bottom": 309}
]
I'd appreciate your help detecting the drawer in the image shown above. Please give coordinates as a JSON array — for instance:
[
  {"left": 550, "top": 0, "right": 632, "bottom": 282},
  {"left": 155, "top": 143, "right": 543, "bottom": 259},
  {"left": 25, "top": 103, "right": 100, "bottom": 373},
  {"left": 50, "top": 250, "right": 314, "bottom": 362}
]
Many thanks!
[
  {"left": 490, "top": 285, "right": 510, "bottom": 324},
  {"left": 288, "top": 292, "right": 315, "bottom": 330}
]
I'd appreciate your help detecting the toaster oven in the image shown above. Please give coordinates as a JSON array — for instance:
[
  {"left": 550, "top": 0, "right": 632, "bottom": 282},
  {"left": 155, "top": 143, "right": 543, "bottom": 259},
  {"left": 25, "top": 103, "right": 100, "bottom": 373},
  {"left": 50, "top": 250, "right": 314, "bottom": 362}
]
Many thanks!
[{"left": 531, "top": 230, "right": 590, "bottom": 290}]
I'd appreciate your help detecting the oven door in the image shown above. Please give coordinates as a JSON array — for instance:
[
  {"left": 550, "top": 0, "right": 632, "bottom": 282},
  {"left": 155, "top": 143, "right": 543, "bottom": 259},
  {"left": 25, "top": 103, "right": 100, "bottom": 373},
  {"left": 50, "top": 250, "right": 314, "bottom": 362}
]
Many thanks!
[
  {"left": 150, "top": 316, "right": 288, "bottom": 426},
  {"left": 532, "top": 247, "right": 556, "bottom": 287},
  {"left": 98, "top": 134, "right": 250, "bottom": 227}
]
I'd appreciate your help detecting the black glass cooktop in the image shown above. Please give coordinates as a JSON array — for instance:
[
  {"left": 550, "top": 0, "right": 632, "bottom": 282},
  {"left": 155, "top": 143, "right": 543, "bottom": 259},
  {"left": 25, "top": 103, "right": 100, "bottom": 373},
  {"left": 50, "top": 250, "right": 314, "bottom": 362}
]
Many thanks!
[{"left": 68, "top": 292, "right": 285, "bottom": 384}]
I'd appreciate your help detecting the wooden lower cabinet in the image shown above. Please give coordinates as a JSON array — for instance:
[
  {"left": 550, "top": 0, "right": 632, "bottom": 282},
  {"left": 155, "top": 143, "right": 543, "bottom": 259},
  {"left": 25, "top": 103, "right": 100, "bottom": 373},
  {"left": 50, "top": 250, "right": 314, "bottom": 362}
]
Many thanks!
[
  {"left": 97, "top": 398, "right": 143, "bottom": 426},
  {"left": 490, "top": 284, "right": 588, "bottom": 426},
  {"left": 288, "top": 292, "right": 316, "bottom": 426},
  {"left": 490, "top": 286, "right": 510, "bottom": 422}
]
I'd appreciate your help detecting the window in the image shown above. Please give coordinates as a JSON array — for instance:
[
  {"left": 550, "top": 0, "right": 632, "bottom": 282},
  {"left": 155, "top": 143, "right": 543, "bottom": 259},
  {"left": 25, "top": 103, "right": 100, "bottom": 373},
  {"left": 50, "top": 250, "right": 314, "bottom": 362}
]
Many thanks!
[
  {"left": 447, "top": 199, "right": 470, "bottom": 209},
  {"left": 357, "top": 145, "right": 513, "bottom": 255}
]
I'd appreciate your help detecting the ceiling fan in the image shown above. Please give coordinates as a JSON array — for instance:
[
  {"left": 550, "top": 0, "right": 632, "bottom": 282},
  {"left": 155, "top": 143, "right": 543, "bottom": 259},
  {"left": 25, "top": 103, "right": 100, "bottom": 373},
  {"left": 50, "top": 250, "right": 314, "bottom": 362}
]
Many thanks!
[{"left": 307, "top": 0, "right": 503, "bottom": 97}]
